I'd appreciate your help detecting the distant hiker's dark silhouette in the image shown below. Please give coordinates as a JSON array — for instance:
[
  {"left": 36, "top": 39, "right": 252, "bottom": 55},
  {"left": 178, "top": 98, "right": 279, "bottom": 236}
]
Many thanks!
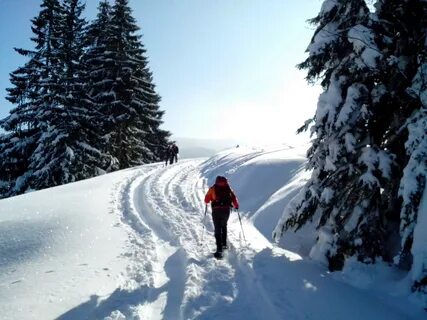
[
  {"left": 204, "top": 176, "right": 239, "bottom": 259},
  {"left": 171, "top": 143, "right": 179, "bottom": 164},
  {"left": 164, "top": 145, "right": 172, "bottom": 166},
  {"left": 164, "top": 143, "right": 179, "bottom": 166}
]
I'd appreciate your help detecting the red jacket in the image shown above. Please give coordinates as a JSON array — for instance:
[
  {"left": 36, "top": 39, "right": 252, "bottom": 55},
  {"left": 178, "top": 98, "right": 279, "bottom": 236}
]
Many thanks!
[{"left": 204, "top": 185, "right": 239, "bottom": 209}]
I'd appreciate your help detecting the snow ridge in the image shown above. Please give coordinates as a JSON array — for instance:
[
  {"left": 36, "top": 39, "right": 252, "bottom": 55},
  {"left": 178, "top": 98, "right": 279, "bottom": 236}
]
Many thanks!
[{"left": 2, "top": 148, "right": 425, "bottom": 319}]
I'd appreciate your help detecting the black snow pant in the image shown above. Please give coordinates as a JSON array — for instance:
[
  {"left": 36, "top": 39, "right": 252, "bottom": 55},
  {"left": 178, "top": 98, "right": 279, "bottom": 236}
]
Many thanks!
[
  {"left": 165, "top": 155, "right": 173, "bottom": 165},
  {"left": 212, "top": 208, "right": 230, "bottom": 252}
]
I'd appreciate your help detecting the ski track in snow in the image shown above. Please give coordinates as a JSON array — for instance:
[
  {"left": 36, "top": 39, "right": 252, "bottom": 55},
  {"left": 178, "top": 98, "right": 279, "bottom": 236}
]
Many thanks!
[
  {"left": 105, "top": 160, "right": 292, "bottom": 320},
  {"left": 64, "top": 159, "right": 422, "bottom": 320},
  {"left": 3, "top": 149, "right": 422, "bottom": 319}
]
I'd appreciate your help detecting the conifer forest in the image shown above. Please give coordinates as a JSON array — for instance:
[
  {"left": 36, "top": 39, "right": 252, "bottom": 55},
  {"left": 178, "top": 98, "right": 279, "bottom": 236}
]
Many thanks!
[{"left": 0, "top": 0, "right": 170, "bottom": 198}]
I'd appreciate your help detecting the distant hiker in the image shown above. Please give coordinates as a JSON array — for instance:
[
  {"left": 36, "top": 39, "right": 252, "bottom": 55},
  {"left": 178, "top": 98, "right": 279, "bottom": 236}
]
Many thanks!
[
  {"left": 171, "top": 143, "right": 179, "bottom": 164},
  {"left": 164, "top": 143, "right": 179, "bottom": 165},
  {"left": 164, "top": 145, "right": 173, "bottom": 166},
  {"left": 204, "top": 176, "right": 239, "bottom": 259}
]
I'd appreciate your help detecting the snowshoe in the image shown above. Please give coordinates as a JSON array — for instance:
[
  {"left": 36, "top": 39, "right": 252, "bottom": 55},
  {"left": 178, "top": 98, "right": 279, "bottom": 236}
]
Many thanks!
[{"left": 213, "top": 251, "right": 223, "bottom": 259}]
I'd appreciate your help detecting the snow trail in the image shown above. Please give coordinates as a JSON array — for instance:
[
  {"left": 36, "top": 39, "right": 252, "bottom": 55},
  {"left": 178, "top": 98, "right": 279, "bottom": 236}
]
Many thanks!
[
  {"left": 3, "top": 148, "right": 424, "bottom": 319},
  {"left": 110, "top": 160, "right": 288, "bottom": 320},
  {"left": 62, "top": 159, "right": 423, "bottom": 319}
]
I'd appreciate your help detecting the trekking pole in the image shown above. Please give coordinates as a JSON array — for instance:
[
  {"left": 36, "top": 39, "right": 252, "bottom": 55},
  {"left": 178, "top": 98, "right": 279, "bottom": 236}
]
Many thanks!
[
  {"left": 237, "top": 209, "right": 247, "bottom": 243},
  {"left": 200, "top": 205, "right": 208, "bottom": 244}
]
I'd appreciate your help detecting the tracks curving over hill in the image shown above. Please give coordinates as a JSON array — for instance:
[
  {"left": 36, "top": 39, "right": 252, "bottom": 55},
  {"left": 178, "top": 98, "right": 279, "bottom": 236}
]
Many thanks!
[{"left": 114, "top": 160, "right": 284, "bottom": 320}]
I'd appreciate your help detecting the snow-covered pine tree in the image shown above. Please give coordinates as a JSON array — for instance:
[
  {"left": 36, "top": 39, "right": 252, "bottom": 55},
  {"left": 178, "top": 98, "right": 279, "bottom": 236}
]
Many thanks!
[
  {"left": 26, "top": 0, "right": 118, "bottom": 191},
  {"left": 0, "top": 0, "right": 118, "bottom": 197},
  {"left": 274, "top": 0, "right": 394, "bottom": 270},
  {"left": 374, "top": 0, "right": 427, "bottom": 300},
  {"left": 86, "top": 0, "right": 170, "bottom": 169},
  {"left": 82, "top": 0, "right": 115, "bottom": 149},
  {"left": 0, "top": 0, "right": 63, "bottom": 196},
  {"left": 400, "top": 75, "right": 427, "bottom": 298},
  {"left": 0, "top": 131, "right": 35, "bottom": 197}
]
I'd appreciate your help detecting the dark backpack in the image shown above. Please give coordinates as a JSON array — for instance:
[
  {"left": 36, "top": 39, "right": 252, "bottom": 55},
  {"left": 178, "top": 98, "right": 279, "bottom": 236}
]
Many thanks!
[{"left": 213, "top": 183, "right": 232, "bottom": 208}]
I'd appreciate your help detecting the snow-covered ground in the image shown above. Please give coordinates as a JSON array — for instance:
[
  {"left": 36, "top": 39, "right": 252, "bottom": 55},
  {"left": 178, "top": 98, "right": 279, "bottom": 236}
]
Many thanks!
[{"left": 0, "top": 145, "right": 424, "bottom": 319}]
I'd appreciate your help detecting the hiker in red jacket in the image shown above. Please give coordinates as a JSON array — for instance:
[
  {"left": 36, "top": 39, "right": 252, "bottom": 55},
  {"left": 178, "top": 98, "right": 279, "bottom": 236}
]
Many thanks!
[{"left": 204, "top": 176, "right": 239, "bottom": 258}]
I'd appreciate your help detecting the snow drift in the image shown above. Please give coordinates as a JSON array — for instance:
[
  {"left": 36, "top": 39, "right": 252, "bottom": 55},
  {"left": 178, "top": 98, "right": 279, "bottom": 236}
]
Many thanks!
[{"left": 0, "top": 146, "right": 424, "bottom": 319}]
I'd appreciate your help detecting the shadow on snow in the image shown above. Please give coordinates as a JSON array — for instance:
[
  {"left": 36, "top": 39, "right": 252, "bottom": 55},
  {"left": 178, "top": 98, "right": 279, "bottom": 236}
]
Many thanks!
[{"left": 56, "top": 248, "right": 186, "bottom": 320}]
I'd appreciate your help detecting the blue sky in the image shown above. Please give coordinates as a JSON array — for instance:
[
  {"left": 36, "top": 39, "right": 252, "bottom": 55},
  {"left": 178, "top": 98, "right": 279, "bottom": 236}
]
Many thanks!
[{"left": 0, "top": 0, "right": 322, "bottom": 145}]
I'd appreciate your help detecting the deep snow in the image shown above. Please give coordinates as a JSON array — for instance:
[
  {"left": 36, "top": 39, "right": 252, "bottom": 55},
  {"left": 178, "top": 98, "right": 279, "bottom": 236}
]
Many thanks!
[{"left": 0, "top": 145, "right": 424, "bottom": 319}]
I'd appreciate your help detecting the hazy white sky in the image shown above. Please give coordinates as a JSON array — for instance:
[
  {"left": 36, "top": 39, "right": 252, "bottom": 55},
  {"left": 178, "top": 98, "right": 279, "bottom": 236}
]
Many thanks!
[{"left": 0, "top": 0, "right": 322, "bottom": 146}]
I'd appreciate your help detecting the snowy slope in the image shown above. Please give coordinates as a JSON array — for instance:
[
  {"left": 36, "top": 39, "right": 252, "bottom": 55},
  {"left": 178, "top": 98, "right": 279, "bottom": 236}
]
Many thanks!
[
  {"left": 0, "top": 166, "right": 157, "bottom": 319},
  {"left": 0, "top": 146, "right": 424, "bottom": 319}
]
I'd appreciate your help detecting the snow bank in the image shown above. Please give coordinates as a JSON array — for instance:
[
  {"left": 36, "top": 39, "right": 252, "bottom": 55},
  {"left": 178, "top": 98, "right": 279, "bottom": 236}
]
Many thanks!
[
  {"left": 200, "top": 145, "right": 306, "bottom": 214},
  {"left": 199, "top": 145, "right": 316, "bottom": 253},
  {"left": 0, "top": 167, "right": 147, "bottom": 320},
  {"left": 1, "top": 145, "right": 425, "bottom": 319},
  {"left": 200, "top": 145, "right": 425, "bottom": 316}
]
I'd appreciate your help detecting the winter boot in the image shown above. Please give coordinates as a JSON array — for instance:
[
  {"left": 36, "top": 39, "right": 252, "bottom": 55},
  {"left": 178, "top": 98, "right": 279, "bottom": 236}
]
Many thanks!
[{"left": 214, "top": 251, "right": 223, "bottom": 259}]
